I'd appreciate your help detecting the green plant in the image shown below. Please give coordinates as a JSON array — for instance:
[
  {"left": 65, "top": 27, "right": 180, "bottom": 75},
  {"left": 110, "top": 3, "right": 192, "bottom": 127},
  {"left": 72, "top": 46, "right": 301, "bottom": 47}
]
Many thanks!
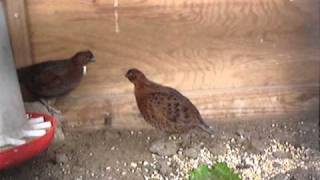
[{"left": 188, "top": 162, "right": 241, "bottom": 180}]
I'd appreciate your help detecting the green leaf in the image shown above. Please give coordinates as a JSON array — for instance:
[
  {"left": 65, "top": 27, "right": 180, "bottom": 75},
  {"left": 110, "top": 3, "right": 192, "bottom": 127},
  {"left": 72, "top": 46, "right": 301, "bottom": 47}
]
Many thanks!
[{"left": 188, "top": 163, "right": 241, "bottom": 180}]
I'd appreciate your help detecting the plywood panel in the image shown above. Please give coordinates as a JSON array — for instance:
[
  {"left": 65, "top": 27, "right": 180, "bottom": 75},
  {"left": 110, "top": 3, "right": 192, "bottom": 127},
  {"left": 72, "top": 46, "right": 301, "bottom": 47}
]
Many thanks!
[
  {"left": 25, "top": 0, "right": 320, "bottom": 128},
  {"left": 57, "top": 84, "right": 319, "bottom": 129}
]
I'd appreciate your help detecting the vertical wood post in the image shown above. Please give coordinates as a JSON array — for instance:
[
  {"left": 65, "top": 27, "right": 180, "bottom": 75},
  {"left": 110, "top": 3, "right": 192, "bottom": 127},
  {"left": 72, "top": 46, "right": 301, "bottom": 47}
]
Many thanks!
[{"left": 4, "top": 0, "right": 32, "bottom": 68}]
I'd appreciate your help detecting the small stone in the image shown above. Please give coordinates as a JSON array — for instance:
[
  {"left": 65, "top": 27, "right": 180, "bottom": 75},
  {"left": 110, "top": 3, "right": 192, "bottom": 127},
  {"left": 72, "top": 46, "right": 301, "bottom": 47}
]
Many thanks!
[
  {"left": 210, "top": 143, "right": 227, "bottom": 155},
  {"left": 272, "top": 151, "right": 292, "bottom": 159},
  {"left": 149, "top": 139, "right": 178, "bottom": 156},
  {"left": 249, "top": 139, "right": 267, "bottom": 153},
  {"left": 272, "top": 162, "right": 282, "bottom": 168},
  {"left": 272, "top": 173, "right": 292, "bottom": 180},
  {"left": 56, "top": 153, "right": 68, "bottom": 164},
  {"left": 143, "top": 161, "right": 149, "bottom": 166},
  {"left": 130, "top": 162, "right": 137, "bottom": 168},
  {"left": 185, "top": 146, "right": 200, "bottom": 159},
  {"left": 159, "top": 160, "right": 172, "bottom": 176},
  {"left": 235, "top": 129, "right": 245, "bottom": 137}
]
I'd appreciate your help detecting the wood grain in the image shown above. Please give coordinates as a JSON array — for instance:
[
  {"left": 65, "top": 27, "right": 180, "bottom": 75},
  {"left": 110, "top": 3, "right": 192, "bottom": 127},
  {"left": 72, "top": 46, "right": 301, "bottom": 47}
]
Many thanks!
[
  {"left": 4, "top": 0, "right": 32, "bottom": 68},
  {"left": 57, "top": 84, "right": 319, "bottom": 129},
  {"left": 24, "top": 0, "right": 320, "bottom": 128}
]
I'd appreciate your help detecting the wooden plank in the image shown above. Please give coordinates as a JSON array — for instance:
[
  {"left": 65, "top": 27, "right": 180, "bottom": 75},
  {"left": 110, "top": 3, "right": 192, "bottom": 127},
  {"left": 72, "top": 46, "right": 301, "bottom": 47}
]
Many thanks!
[
  {"left": 26, "top": 0, "right": 320, "bottom": 94},
  {"left": 57, "top": 85, "right": 319, "bottom": 129},
  {"left": 27, "top": 0, "right": 320, "bottom": 62},
  {"left": 25, "top": 0, "right": 320, "bottom": 128},
  {"left": 4, "top": 0, "right": 32, "bottom": 68}
]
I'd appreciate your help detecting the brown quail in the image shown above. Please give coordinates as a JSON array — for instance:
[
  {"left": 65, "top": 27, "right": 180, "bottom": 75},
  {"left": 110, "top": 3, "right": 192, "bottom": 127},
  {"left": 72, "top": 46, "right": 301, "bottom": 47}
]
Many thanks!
[{"left": 125, "top": 68, "right": 214, "bottom": 134}]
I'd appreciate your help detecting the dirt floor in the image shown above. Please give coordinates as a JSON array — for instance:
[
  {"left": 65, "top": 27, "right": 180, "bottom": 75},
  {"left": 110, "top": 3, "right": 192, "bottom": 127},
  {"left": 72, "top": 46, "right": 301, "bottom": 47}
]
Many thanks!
[{"left": 1, "top": 112, "right": 319, "bottom": 180}]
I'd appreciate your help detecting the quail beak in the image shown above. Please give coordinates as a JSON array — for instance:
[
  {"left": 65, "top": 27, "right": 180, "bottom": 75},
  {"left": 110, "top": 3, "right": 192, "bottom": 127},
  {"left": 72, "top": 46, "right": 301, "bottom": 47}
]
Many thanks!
[{"left": 83, "top": 66, "right": 87, "bottom": 75}]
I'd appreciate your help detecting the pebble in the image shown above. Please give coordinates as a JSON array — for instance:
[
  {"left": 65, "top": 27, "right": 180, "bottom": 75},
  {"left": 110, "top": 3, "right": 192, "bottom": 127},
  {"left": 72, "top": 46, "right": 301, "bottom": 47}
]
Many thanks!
[
  {"left": 143, "top": 161, "right": 149, "bottom": 166},
  {"left": 159, "top": 160, "right": 172, "bottom": 175},
  {"left": 184, "top": 146, "right": 200, "bottom": 159},
  {"left": 272, "top": 173, "right": 292, "bottom": 180},
  {"left": 249, "top": 139, "right": 267, "bottom": 153},
  {"left": 236, "top": 129, "right": 245, "bottom": 137},
  {"left": 149, "top": 139, "right": 178, "bottom": 156},
  {"left": 272, "top": 162, "right": 282, "bottom": 168},
  {"left": 130, "top": 162, "right": 138, "bottom": 168},
  {"left": 169, "top": 135, "right": 177, "bottom": 140},
  {"left": 272, "top": 151, "right": 292, "bottom": 159},
  {"left": 56, "top": 153, "right": 68, "bottom": 164}
]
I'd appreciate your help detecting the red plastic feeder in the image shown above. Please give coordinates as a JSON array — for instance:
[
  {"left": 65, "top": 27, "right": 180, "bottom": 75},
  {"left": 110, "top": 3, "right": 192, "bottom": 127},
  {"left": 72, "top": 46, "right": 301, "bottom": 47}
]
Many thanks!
[{"left": 0, "top": 112, "right": 56, "bottom": 170}]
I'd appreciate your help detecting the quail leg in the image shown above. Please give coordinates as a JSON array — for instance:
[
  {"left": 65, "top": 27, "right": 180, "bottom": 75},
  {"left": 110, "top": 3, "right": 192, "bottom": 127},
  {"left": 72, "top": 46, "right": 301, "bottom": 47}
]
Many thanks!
[{"left": 40, "top": 98, "right": 61, "bottom": 114}]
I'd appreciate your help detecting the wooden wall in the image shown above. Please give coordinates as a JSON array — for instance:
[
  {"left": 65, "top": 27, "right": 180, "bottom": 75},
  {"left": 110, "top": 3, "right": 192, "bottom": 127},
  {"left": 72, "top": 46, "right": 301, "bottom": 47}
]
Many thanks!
[{"left": 9, "top": 0, "right": 320, "bottom": 128}]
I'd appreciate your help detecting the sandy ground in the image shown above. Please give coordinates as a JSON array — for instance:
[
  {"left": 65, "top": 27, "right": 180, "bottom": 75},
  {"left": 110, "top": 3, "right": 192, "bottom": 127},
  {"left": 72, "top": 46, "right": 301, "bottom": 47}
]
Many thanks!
[{"left": 0, "top": 112, "right": 319, "bottom": 180}]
